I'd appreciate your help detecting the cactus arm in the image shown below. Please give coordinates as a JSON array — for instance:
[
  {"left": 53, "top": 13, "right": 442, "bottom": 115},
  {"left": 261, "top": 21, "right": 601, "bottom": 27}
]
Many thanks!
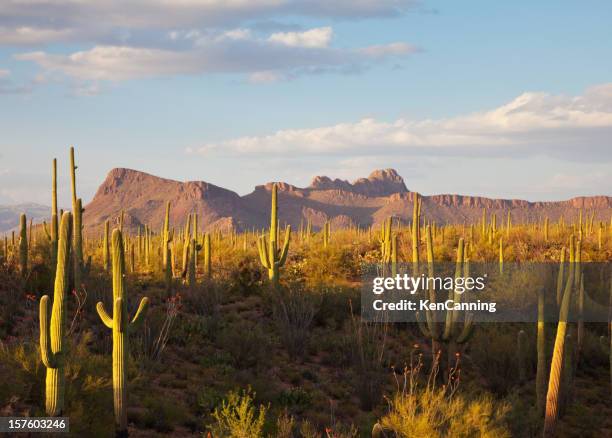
[
  {"left": 43, "top": 222, "right": 51, "bottom": 240},
  {"left": 129, "top": 297, "right": 149, "bottom": 329},
  {"left": 257, "top": 235, "right": 271, "bottom": 269},
  {"left": 455, "top": 313, "right": 475, "bottom": 344},
  {"left": 278, "top": 225, "right": 291, "bottom": 266},
  {"left": 39, "top": 295, "right": 57, "bottom": 369},
  {"left": 96, "top": 302, "right": 113, "bottom": 328}
]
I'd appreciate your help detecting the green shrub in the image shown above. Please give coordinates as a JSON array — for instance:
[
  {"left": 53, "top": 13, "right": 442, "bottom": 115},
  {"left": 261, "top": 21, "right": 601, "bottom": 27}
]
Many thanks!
[{"left": 209, "top": 388, "right": 268, "bottom": 438}]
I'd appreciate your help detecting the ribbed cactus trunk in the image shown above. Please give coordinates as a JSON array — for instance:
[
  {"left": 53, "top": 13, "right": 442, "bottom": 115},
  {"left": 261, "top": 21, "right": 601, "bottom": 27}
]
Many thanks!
[
  {"left": 96, "top": 229, "right": 149, "bottom": 436},
  {"left": 104, "top": 220, "right": 110, "bottom": 271},
  {"left": 412, "top": 192, "right": 420, "bottom": 266},
  {"left": 73, "top": 198, "right": 84, "bottom": 287},
  {"left": 536, "top": 286, "right": 546, "bottom": 414},
  {"left": 50, "top": 158, "right": 59, "bottom": 266},
  {"left": 204, "top": 233, "right": 211, "bottom": 279},
  {"left": 19, "top": 213, "right": 28, "bottom": 277},
  {"left": 39, "top": 212, "right": 72, "bottom": 416},
  {"left": 544, "top": 236, "right": 576, "bottom": 437}
]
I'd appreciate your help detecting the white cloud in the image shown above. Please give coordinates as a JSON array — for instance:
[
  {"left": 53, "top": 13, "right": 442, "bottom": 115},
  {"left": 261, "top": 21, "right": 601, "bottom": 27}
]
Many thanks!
[
  {"left": 359, "top": 42, "right": 417, "bottom": 57},
  {"left": 0, "top": 68, "right": 9, "bottom": 78},
  {"left": 191, "top": 84, "right": 612, "bottom": 160},
  {"left": 0, "top": 0, "right": 417, "bottom": 45},
  {"left": 15, "top": 28, "right": 414, "bottom": 82},
  {"left": 268, "top": 26, "right": 332, "bottom": 48}
]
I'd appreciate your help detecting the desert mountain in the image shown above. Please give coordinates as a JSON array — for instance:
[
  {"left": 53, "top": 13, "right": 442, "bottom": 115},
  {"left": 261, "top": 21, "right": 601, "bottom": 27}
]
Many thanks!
[
  {"left": 0, "top": 203, "right": 50, "bottom": 233},
  {"left": 83, "top": 168, "right": 612, "bottom": 234}
]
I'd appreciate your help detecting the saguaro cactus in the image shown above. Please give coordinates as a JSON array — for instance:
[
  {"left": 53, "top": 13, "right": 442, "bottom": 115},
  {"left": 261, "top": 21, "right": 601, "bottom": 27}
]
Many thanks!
[
  {"left": 42, "top": 158, "right": 59, "bottom": 266},
  {"left": 412, "top": 192, "right": 421, "bottom": 266},
  {"left": 203, "top": 232, "right": 211, "bottom": 279},
  {"left": 96, "top": 229, "right": 149, "bottom": 435},
  {"left": 257, "top": 183, "right": 290, "bottom": 287},
  {"left": 323, "top": 221, "right": 330, "bottom": 248},
  {"left": 544, "top": 235, "right": 577, "bottom": 436},
  {"left": 39, "top": 212, "right": 72, "bottom": 416},
  {"left": 103, "top": 220, "right": 110, "bottom": 271},
  {"left": 19, "top": 213, "right": 28, "bottom": 277}
]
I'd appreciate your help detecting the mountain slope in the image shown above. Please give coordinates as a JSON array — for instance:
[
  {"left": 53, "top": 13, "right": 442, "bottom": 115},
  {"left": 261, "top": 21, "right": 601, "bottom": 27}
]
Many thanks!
[
  {"left": 0, "top": 203, "right": 49, "bottom": 233},
  {"left": 82, "top": 168, "right": 612, "bottom": 234}
]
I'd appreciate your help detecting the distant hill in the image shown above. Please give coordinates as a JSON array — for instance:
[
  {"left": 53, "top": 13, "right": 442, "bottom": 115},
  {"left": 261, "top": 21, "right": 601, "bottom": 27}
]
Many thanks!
[
  {"left": 82, "top": 167, "right": 612, "bottom": 235},
  {"left": 0, "top": 203, "right": 49, "bottom": 233}
]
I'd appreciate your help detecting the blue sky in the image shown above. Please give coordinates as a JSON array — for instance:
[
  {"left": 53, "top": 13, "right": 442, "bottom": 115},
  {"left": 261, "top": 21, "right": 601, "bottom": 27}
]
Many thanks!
[{"left": 0, "top": 0, "right": 611, "bottom": 207}]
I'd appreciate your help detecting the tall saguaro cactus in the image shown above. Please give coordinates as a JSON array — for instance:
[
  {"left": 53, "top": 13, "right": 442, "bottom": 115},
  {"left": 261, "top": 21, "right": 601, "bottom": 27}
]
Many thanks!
[
  {"left": 257, "top": 183, "right": 290, "bottom": 287},
  {"left": 69, "top": 147, "right": 85, "bottom": 287},
  {"left": 544, "top": 235, "right": 578, "bottom": 436},
  {"left": 96, "top": 229, "right": 149, "bottom": 435},
  {"left": 39, "top": 212, "right": 72, "bottom": 416},
  {"left": 103, "top": 220, "right": 110, "bottom": 271},
  {"left": 19, "top": 213, "right": 28, "bottom": 277}
]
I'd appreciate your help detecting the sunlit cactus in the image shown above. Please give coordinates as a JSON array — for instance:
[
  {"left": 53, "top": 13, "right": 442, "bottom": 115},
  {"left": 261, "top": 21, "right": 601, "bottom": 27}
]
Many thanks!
[
  {"left": 96, "top": 229, "right": 149, "bottom": 435},
  {"left": 39, "top": 211, "right": 72, "bottom": 416},
  {"left": 257, "top": 183, "right": 290, "bottom": 287}
]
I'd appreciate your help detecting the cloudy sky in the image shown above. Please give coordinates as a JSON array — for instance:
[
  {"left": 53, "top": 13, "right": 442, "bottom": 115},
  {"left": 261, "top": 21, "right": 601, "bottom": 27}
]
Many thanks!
[{"left": 0, "top": 0, "right": 611, "bottom": 206}]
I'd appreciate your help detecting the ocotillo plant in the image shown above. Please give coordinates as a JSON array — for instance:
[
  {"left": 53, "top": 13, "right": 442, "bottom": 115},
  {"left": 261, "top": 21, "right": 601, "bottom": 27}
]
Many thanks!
[
  {"left": 257, "top": 183, "right": 290, "bottom": 287},
  {"left": 39, "top": 211, "right": 72, "bottom": 416},
  {"left": 96, "top": 229, "right": 149, "bottom": 436},
  {"left": 19, "top": 213, "right": 27, "bottom": 277}
]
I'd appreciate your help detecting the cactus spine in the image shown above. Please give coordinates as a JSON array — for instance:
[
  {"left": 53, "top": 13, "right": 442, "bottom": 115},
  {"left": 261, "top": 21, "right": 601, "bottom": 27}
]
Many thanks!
[
  {"left": 96, "top": 229, "right": 149, "bottom": 435},
  {"left": 39, "top": 211, "right": 72, "bottom": 416},
  {"left": 256, "top": 183, "right": 290, "bottom": 287}
]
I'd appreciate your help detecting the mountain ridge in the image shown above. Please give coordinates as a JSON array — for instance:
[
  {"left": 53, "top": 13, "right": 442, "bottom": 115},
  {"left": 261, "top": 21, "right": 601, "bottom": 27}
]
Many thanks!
[{"left": 80, "top": 167, "right": 612, "bottom": 235}]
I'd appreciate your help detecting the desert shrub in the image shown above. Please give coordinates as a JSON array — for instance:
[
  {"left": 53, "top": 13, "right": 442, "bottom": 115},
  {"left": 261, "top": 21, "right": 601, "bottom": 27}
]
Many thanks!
[
  {"left": 208, "top": 388, "right": 268, "bottom": 438},
  {"left": 132, "top": 292, "right": 181, "bottom": 368},
  {"left": 276, "top": 410, "right": 295, "bottom": 438},
  {"left": 141, "top": 394, "right": 188, "bottom": 433},
  {"left": 347, "top": 303, "right": 389, "bottom": 411},
  {"left": 218, "top": 320, "right": 271, "bottom": 369},
  {"left": 272, "top": 284, "right": 319, "bottom": 359},
  {"left": 227, "top": 255, "right": 264, "bottom": 296},
  {"left": 277, "top": 387, "right": 313, "bottom": 413},
  {"left": 377, "top": 353, "right": 511, "bottom": 438},
  {"left": 469, "top": 323, "right": 533, "bottom": 394}
]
